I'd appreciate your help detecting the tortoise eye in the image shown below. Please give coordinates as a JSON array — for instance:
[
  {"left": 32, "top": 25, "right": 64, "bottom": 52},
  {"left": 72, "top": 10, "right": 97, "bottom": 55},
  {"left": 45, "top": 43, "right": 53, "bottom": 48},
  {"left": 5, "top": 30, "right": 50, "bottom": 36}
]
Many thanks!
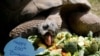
[{"left": 43, "top": 25, "right": 49, "bottom": 30}]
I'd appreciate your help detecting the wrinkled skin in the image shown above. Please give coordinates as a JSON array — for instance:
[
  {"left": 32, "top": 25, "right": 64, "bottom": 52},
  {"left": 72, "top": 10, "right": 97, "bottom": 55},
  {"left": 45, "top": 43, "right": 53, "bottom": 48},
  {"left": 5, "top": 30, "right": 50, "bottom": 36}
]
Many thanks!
[
  {"left": 9, "top": 16, "right": 59, "bottom": 46},
  {"left": 37, "top": 19, "right": 59, "bottom": 46}
]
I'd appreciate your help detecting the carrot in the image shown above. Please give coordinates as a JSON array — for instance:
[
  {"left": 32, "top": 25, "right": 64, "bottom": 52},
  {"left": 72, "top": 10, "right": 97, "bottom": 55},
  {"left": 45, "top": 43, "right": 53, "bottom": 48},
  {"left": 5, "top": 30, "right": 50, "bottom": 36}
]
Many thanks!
[{"left": 62, "top": 52, "right": 71, "bottom": 56}]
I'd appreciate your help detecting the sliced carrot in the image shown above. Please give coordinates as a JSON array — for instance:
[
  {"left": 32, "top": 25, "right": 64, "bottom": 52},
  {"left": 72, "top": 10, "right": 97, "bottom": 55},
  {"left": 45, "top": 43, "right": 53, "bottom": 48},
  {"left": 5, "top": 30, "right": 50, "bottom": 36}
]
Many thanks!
[{"left": 62, "top": 52, "right": 71, "bottom": 56}]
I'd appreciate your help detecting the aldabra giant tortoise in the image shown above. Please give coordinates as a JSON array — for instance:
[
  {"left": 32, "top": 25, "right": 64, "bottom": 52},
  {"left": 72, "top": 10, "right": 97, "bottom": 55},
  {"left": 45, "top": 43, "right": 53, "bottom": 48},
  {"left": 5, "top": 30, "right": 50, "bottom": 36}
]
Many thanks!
[
  {"left": 0, "top": 0, "right": 92, "bottom": 53},
  {"left": 60, "top": 3, "right": 100, "bottom": 36},
  {"left": 0, "top": 0, "right": 64, "bottom": 53}
]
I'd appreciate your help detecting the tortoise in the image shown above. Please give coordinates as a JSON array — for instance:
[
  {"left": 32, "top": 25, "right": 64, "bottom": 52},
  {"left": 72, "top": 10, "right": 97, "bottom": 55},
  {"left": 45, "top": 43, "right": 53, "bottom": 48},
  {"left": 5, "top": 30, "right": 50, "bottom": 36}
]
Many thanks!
[{"left": 0, "top": 0, "right": 95, "bottom": 53}]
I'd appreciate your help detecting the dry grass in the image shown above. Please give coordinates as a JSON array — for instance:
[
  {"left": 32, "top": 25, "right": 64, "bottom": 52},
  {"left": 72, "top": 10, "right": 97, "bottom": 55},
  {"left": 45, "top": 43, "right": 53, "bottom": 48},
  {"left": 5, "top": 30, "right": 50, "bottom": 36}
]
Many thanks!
[{"left": 89, "top": 0, "right": 100, "bottom": 17}]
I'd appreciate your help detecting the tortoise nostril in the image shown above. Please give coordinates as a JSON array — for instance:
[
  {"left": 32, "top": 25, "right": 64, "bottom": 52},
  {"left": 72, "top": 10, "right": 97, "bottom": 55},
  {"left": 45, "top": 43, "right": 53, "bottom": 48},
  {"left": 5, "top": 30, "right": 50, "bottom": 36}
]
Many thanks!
[{"left": 43, "top": 25, "right": 49, "bottom": 30}]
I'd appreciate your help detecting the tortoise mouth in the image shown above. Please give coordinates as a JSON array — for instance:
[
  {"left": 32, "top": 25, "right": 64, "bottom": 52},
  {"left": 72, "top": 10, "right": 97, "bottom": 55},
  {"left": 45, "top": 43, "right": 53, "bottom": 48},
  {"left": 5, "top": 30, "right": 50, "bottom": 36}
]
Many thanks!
[{"left": 43, "top": 31, "right": 54, "bottom": 46}]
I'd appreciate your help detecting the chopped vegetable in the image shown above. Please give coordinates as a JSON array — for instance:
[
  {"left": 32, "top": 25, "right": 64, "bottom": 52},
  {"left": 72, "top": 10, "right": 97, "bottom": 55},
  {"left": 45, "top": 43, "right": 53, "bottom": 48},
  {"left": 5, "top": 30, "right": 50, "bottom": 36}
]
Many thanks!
[
  {"left": 63, "top": 42, "right": 78, "bottom": 54},
  {"left": 28, "top": 31, "right": 100, "bottom": 56}
]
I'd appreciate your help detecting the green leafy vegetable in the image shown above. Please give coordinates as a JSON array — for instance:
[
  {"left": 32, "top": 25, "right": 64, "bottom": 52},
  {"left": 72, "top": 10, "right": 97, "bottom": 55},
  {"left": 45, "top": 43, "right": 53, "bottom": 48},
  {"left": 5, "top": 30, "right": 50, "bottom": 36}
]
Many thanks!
[{"left": 28, "top": 31, "right": 100, "bottom": 56}]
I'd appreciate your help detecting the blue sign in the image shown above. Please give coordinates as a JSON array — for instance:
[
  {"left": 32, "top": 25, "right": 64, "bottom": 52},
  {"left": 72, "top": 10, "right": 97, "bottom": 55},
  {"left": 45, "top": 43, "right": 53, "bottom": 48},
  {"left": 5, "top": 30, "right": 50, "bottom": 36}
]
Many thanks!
[{"left": 4, "top": 37, "right": 45, "bottom": 56}]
